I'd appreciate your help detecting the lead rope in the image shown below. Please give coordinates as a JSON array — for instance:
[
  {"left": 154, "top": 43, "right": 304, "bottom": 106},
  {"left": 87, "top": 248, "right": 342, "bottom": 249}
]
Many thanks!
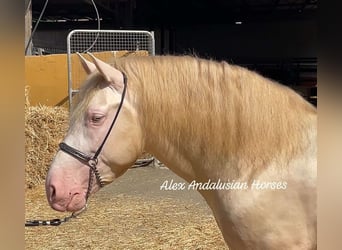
[{"left": 25, "top": 205, "right": 88, "bottom": 226}]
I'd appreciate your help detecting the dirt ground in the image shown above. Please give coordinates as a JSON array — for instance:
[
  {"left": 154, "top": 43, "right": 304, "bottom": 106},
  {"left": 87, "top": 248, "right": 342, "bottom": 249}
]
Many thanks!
[{"left": 25, "top": 166, "right": 228, "bottom": 249}]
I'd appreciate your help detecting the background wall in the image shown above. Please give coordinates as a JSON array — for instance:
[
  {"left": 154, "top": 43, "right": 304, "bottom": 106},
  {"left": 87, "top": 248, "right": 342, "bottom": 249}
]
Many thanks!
[
  {"left": 171, "top": 20, "right": 316, "bottom": 61},
  {"left": 32, "top": 19, "right": 317, "bottom": 61}
]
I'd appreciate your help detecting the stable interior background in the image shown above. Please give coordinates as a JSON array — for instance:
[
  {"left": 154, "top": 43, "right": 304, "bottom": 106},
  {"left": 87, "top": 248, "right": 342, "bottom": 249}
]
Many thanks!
[{"left": 27, "top": 0, "right": 317, "bottom": 106}]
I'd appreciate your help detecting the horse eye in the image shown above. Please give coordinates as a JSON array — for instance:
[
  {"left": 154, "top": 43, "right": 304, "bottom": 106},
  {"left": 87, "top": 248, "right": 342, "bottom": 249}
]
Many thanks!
[{"left": 91, "top": 115, "right": 103, "bottom": 123}]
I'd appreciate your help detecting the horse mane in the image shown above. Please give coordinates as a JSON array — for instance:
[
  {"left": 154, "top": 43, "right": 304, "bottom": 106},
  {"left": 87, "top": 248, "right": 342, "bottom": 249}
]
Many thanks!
[{"left": 79, "top": 55, "right": 317, "bottom": 173}]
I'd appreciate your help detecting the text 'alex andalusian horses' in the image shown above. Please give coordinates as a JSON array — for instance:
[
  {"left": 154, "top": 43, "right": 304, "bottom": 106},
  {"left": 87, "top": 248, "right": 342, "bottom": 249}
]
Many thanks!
[{"left": 46, "top": 54, "right": 317, "bottom": 249}]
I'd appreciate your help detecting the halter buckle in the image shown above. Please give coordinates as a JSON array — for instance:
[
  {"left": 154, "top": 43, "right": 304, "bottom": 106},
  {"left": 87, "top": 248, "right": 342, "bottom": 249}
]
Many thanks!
[{"left": 88, "top": 158, "right": 98, "bottom": 168}]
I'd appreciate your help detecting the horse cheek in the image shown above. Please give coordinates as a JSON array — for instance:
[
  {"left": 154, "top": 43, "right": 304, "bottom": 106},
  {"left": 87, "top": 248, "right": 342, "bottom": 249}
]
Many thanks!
[{"left": 107, "top": 123, "right": 143, "bottom": 168}]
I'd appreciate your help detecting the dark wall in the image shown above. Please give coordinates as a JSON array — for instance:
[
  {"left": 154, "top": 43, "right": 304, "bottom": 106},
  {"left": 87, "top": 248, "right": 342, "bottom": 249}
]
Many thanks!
[
  {"left": 33, "top": 19, "right": 316, "bottom": 61},
  {"left": 159, "top": 20, "right": 317, "bottom": 62}
]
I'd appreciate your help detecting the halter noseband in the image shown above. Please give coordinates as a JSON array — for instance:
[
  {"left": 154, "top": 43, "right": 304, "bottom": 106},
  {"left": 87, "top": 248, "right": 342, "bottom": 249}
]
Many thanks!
[{"left": 59, "top": 72, "right": 127, "bottom": 199}]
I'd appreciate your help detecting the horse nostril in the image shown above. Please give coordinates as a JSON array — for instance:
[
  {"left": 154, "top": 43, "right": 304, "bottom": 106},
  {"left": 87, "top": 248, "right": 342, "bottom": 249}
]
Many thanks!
[{"left": 50, "top": 185, "right": 56, "bottom": 201}]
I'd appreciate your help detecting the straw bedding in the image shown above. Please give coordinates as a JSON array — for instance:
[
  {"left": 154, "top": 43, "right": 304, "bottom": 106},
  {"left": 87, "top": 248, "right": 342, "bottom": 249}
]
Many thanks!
[
  {"left": 25, "top": 185, "right": 227, "bottom": 249},
  {"left": 25, "top": 87, "right": 227, "bottom": 249}
]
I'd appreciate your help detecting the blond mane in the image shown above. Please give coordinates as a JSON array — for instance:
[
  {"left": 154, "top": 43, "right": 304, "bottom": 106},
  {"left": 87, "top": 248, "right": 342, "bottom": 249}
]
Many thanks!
[{"left": 76, "top": 55, "right": 317, "bottom": 173}]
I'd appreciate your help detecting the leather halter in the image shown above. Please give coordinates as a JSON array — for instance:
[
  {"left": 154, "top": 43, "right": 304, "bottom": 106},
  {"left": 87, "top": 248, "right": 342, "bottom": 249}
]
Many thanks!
[{"left": 59, "top": 72, "right": 127, "bottom": 199}]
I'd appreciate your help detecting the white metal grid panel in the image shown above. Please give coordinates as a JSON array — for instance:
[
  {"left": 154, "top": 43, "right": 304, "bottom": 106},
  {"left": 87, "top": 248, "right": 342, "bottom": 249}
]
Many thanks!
[{"left": 67, "top": 29, "right": 155, "bottom": 108}]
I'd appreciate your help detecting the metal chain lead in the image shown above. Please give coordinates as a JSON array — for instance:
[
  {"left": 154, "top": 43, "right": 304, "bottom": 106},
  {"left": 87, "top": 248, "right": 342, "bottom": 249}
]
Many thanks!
[{"left": 25, "top": 205, "right": 88, "bottom": 227}]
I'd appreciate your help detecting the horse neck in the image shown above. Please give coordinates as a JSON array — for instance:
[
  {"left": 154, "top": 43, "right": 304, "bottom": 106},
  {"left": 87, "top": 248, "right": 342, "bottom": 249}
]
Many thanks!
[
  {"left": 136, "top": 95, "right": 196, "bottom": 182},
  {"left": 131, "top": 69, "right": 237, "bottom": 182},
  {"left": 130, "top": 58, "right": 316, "bottom": 183}
]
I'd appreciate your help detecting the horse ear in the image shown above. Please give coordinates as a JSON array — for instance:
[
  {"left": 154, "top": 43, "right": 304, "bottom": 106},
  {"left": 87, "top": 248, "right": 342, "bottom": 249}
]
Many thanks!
[
  {"left": 87, "top": 52, "right": 125, "bottom": 90},
  {"left": 76, "top": 52, "right": 97, "bottom": 74}
]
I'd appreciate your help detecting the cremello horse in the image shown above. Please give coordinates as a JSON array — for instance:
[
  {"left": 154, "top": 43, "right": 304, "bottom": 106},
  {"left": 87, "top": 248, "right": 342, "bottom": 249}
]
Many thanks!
[{"left": 46, "top": 54, "right": 316, "bottom": 249}]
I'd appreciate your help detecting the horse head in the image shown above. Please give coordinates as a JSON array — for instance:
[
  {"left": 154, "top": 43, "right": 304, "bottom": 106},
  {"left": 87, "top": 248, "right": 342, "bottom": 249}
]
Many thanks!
[{"left": 45, "top": 54, "right": 143, "bottom": 212}]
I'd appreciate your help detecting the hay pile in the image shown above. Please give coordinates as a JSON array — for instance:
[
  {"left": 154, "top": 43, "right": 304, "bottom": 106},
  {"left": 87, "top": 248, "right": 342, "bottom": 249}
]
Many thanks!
[{"left": 25, "top": 86, "right": 69, "bottom": 188}]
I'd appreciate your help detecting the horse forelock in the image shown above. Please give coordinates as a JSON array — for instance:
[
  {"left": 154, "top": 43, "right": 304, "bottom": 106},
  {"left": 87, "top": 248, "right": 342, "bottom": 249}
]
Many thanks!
[
  {"left": 69, "top": 73, "right": 104, "bottom": 128},
  {"left": 82, "top": 55, "right": 317, "bottom": 173}
]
